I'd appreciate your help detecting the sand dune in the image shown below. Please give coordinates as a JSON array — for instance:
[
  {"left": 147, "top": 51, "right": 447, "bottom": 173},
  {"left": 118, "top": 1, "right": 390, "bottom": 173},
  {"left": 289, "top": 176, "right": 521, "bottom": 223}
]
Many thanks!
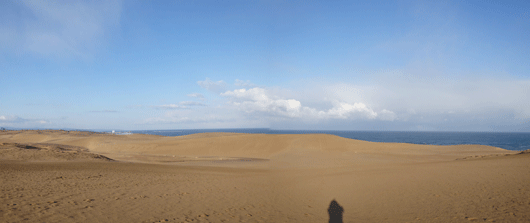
[
  {"left": 0, "top": 142, "right": 113, "bottom": 162},
  {"left": 1, "top": 130, "right": 529, "bottom": 222},
  {"left": 0, "top": 130, "right": 511, "bottom": 165}
]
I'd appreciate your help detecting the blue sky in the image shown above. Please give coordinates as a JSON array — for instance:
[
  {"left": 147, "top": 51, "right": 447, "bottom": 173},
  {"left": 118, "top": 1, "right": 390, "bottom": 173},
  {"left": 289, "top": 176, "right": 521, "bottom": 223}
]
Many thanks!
[{"left": 1, "top": 0, "right": 529, "bottom": 131}]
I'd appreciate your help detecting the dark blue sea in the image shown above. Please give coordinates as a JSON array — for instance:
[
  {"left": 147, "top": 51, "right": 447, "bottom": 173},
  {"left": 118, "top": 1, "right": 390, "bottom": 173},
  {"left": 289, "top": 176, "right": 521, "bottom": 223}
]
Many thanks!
[{"left": 131, "top": 129, "right": 530, "bottom": 151}]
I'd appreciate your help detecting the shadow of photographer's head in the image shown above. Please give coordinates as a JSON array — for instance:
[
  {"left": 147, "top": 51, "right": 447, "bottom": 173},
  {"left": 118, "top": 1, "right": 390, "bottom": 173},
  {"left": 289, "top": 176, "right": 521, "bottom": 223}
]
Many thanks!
[{"left": 328, "top": 199, "right": 344, "bottom": 223}]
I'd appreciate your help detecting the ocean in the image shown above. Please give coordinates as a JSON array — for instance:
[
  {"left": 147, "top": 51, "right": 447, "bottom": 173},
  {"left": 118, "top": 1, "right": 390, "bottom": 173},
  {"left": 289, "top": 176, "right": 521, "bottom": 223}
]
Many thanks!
[{"left": 131, "top": 129, "right": 530, "bottom": 151}]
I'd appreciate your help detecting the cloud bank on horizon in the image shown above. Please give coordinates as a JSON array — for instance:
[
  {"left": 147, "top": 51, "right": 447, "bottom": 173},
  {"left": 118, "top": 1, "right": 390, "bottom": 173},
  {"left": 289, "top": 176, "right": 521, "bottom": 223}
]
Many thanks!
[
  {"left": 141, "top": 76, "right": 530, "bottom": 131},
  {"left": 1, "top": 0, "right": 529, "bottom": 131}
]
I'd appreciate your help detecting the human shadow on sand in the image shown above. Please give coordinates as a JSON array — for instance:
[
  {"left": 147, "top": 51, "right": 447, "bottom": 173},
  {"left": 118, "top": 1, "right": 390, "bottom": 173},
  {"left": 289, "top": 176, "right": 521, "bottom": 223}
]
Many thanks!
[{"left": 328, "top": 199, "right": 344, "bottom": 223}]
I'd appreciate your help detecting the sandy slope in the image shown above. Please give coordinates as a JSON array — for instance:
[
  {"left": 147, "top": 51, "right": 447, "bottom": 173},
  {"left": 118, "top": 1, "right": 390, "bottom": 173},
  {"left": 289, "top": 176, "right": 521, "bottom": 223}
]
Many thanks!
[{"left": 1, "top": 130, "right": 529, "bottom": 222}]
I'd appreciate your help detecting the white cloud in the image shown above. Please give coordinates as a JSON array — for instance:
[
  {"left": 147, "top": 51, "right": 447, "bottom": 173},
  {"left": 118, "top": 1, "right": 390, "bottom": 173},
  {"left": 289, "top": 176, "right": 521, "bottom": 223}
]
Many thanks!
[
  {"left": 221, "top": 87, "right": 393, "bottom": 121},
  {"left": 323, "top": 102, "right": 377, "bottom": 119},
  {"left": 197, "top": 78, "right": 227, "bottom": 93},
  {"left": 364, "top": 72, "right": 530, "bottom": 120},
  {"left": 303, "top": 69, "right": 530, "bottom": 130},
  {"left": 180, "top": 101, "right": 206, "bottom": 106},
  {"left": 187, "top": 93, "right": 205, "bottom": 100},
  {"left": 221, "top": 88, "right": 303, "bottom": 118},
  {"left": 1, "top": 0, "right": 122, "bottom": 58},
  {"left": 378, "top": 109, "right": 397, "bottom": 121},
  {"left": 144, "top": 72, "right": 529, "bottom": 131},
  {"left": 0, "top": 115, "right": 23, "bottom": 122},
  {"left": 0, "top": 115, "right": 49, "bottom": 126}
]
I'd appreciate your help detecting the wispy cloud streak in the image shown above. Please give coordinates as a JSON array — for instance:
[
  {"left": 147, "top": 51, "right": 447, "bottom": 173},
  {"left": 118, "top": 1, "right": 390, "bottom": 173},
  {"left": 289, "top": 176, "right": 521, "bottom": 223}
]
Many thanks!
[{"left": 1, "top": 0, "right": 122, "bottom": 58}]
